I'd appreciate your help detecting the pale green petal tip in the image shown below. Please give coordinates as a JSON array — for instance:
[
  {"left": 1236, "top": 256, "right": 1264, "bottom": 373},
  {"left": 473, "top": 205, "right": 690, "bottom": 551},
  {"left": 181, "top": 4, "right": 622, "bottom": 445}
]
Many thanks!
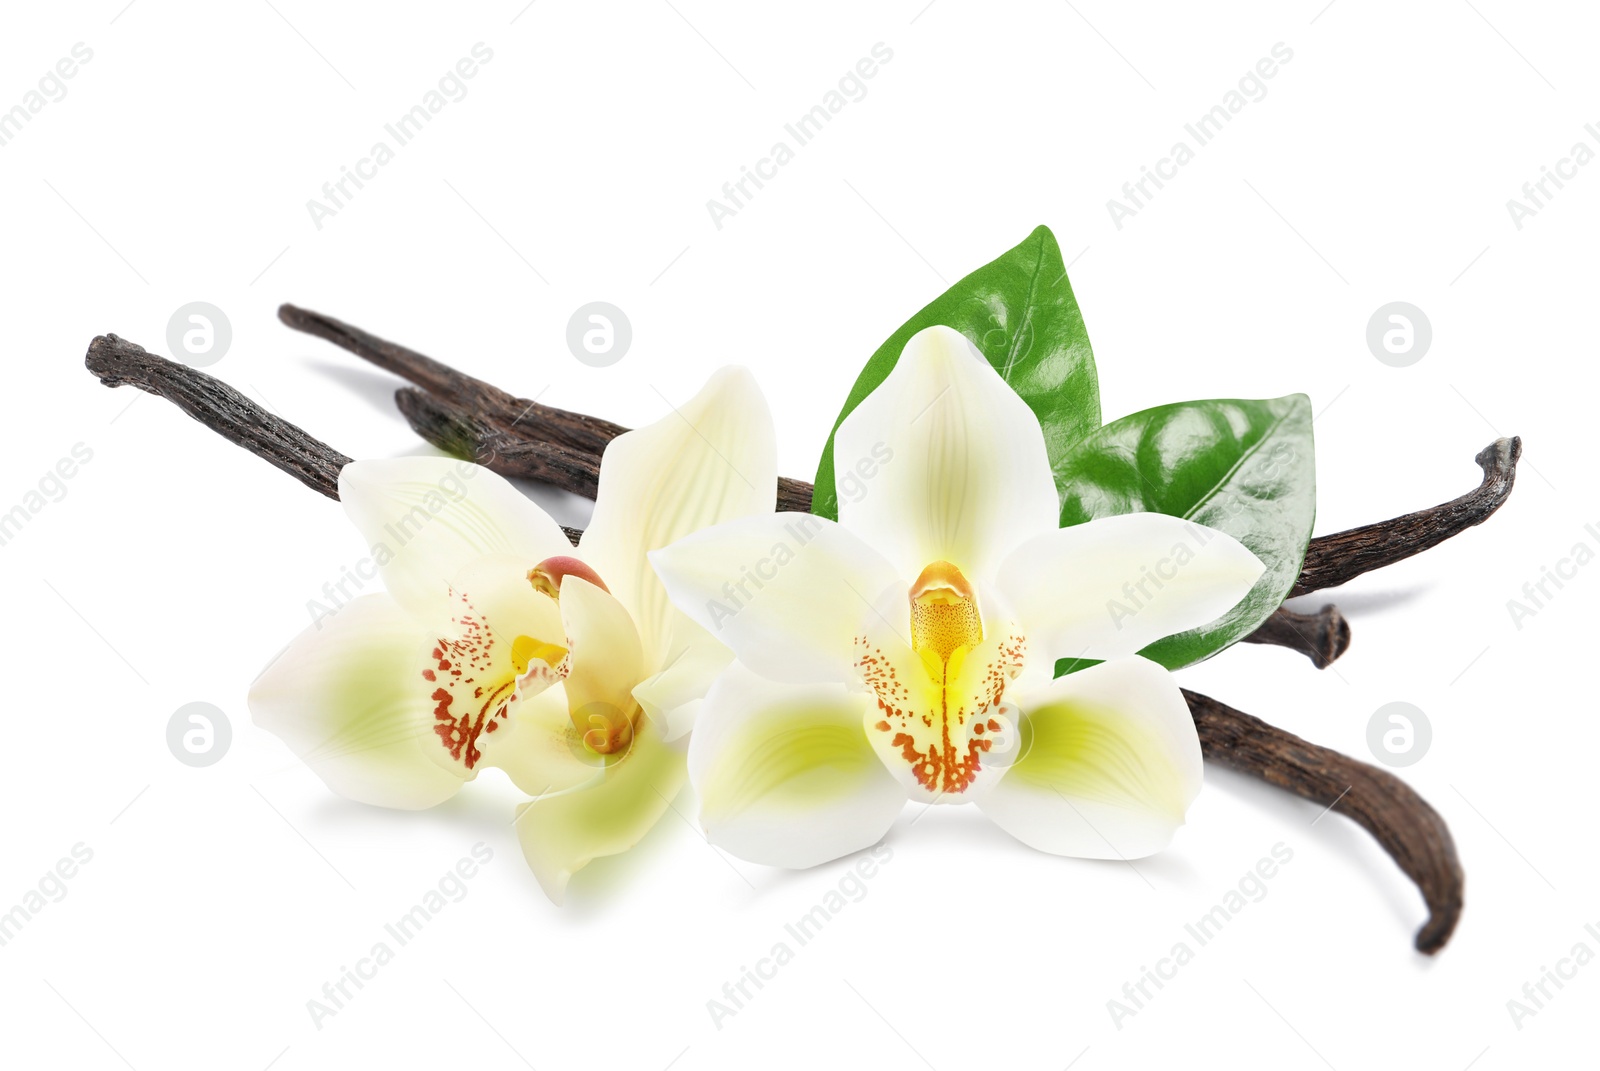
[
  {"left": 514, "top": 809, "right": 577, "bottom": 906},
  {"left": 513, "top": 727, "right": 687, "bottom": 905}
]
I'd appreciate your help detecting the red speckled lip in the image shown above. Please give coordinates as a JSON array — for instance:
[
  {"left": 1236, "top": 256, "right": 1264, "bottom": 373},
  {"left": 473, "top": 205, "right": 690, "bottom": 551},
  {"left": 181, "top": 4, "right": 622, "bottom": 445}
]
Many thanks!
[
  {"left": 858, "top": 584, "right": 1026, "bottom": 799},
  {"left": 426, "top": 587, "right": 562, "bottom": 770}
]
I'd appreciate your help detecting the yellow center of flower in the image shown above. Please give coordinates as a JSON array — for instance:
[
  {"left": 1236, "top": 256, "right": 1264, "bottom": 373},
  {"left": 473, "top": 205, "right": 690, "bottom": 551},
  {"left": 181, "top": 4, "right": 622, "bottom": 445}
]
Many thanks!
[{"left": 859, "top": 561, "right": 1025, "bottom": 798}]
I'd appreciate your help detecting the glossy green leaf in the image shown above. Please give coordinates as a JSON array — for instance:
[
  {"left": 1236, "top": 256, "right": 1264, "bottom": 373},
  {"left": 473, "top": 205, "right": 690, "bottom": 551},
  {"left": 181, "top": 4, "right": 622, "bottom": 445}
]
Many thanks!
[
  {"left": 811, "top": 225, "right": 1100, "bottom": 520},
  {"left": 1055, "top": 395, "right": 1315, "bottom": 673}
]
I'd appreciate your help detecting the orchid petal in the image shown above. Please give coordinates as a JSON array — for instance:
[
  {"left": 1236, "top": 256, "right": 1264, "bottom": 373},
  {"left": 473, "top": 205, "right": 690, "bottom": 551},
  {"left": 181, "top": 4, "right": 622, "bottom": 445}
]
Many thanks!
[
  {"left": 580, "top": 367, "right": 777, "bottom": 665},
  {"left": 417, "top": 554, "right": 568, "bottom": 779},
  {"left": 689, "top": 664, "right": 906, "bottom": 868},
  {"left": 514, "top": 716, "right": 686, "bottom": 904},
  {"left": 650, "top": 513, "right": 903, "bottom": 684},
  {"left": 833, "top": 325, "right": 1059, "bottom": 583},
  {"left": 249, "top": 594, "right": 467, "bottom": 809},
  {"left": 993, "top": 512, "right": 1266, "bottom": 663},
  {"left": 632, "top": 627, "right": 733, "bottom": 741},
  {"left": 338, "top": 456, "right": 572, "bottom": 618},
  {"left": 976, "top": 657, "right": 1202, "bottom": 859}
]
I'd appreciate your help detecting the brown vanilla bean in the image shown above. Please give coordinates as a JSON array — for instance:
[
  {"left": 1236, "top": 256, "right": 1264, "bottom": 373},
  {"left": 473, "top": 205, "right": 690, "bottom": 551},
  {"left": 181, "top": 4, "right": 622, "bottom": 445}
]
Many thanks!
[
  {"left": 85, "top": 337, "right": 583, "bottom": 545},
  {"left": 85, "top": 334, "right": 350, "bottom": 498},
  {"left": 1185, "top": 688, "right": 1463, "bottom": 953},
  {"left": 397, "top": 387, "right": 602, "bottom": 499},
  {"left": 1292, "top": 437, "right": 1521, "bottom": 597},
  {"left": 283, "top": 303, "right": 815, "bottom": 513},
  {"left": 277, "top": 304, "right": 627, "bottom": 456},
  {"left": 775, "top": 478, "right": 814, "bottom": 513},
  {"left": 393, "top": 386, "right": 817, "bottom": 513},
  {"left": 1240, "top": 605, "right": 1351, "bottom": 669}
]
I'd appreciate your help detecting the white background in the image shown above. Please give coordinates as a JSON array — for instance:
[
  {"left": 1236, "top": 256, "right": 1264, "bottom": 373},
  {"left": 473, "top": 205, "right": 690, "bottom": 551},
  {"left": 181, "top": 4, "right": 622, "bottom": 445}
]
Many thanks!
[{"left": 0, "top": 1, "right": 1594, "bottom": 1068}]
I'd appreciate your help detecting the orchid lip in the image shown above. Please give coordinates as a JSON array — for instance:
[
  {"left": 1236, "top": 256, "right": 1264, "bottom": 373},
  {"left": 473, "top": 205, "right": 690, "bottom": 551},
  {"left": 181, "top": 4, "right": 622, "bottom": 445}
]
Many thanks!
[
  {"left": 855, "top": 560, "right": 1028, "bottom": 799},
  {"left": 423, "top": 589, "right": 564, "bottom": 772}
]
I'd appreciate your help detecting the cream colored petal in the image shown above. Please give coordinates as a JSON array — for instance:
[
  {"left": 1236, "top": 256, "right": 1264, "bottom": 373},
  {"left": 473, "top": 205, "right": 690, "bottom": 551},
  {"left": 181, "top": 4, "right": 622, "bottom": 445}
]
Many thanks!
[
  {"left": 249, "top": 594, "right": 467, "bottom": 810},
  {"left": 993, "top": 513, "right": 1266, "bottom": 663},
  {"left": 513, "top": 716, "right": 687, "bottom": 904},
  {"left": 338, "top": 456, "right": 572, "bottom": 618},
  {"left": 976, "top": 657, "right": 1202, "bottom": 859},
  {"left": 631, "top": 626, "right": 733, "bottom": 742},
  {"left": 833, "top": 325, "right": 1059, "bottom": 583},
  {"left": 580, "top": 367, "right": 777, "bottom": 663},
  {"left": 649, "top": 513, "right": 903, "bottom": 685},
  {"left": 689, "top": 663, "right": 907, "bottom": 868}
]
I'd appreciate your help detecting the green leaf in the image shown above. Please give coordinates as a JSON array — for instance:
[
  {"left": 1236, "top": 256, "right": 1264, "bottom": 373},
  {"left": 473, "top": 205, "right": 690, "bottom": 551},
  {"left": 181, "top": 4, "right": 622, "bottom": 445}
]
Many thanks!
[
  {"left": 1055, "top": 395, "right": 1316, "bottom": 673},
  {"left": 810, "top": 225, "right": 1100, "bottom": 520}
]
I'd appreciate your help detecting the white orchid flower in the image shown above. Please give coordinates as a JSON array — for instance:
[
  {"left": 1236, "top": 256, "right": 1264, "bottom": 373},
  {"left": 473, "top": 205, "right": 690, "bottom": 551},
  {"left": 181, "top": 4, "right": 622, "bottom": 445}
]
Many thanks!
[
  {"left": 249, "top": 368, "right": 776, "bottom": 900},
  {"left": 651, "top": 327, "right": 1266, "bottom": 868}
]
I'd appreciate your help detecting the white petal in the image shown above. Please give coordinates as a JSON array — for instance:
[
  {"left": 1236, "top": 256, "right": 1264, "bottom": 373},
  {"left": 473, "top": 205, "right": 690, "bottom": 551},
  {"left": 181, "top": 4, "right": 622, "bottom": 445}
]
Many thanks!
[
  {"left": 834, "top": 325, "right": 1059, "bottom": 582},
  {"left": 249, "top": 594, "right": 467, "bottom": 810},
  {"left": 650, "top": 513, "right": 903, "bottom": 684},
  {"left": 580, "top": 367, "right": 777, "bottom": 664},
  {"left": 689, "top": 664, "right": 906, "bottom": 868},
  {"left": 338, "top": 456, "right": 573, "bottom": 618},
  {"left": 632, "top": 627, "right": 733, "bottom": 742},
  {"left": 994, "top": 513, "right": 1266, "bottom": 663},
  {"left": 976, "top": 657, "right": 1202, "bottom": 859},
  {"left": 514, "top": 715, "right": 686, "bottom": 904}
]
